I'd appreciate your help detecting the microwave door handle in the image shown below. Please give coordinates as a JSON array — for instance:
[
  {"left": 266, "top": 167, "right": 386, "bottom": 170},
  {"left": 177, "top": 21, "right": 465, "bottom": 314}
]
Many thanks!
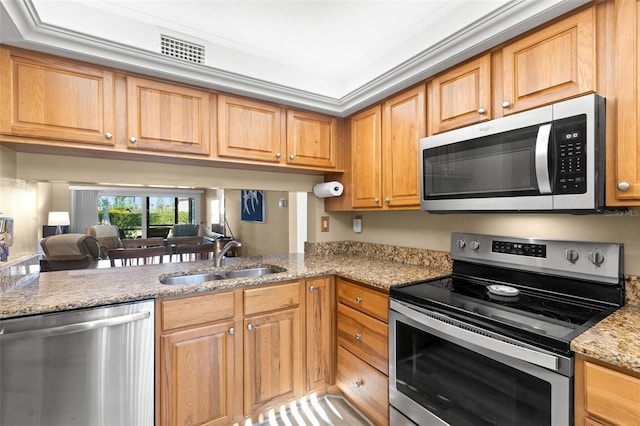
[{"left": 535, "top": 123, "right": 553, "bottom": 194}]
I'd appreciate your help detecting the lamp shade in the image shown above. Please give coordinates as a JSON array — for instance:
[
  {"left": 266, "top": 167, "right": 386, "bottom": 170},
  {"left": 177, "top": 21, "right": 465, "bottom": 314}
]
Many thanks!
[{"left": 48, "top": 211, "right": 70, "bottom": 226}]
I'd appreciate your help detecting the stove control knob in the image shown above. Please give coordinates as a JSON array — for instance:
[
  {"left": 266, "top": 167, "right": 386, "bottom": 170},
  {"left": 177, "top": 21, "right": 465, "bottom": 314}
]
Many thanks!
[
  {"left": 470, "top": 240, "right": 480, "bottom": 250},
  {"left": 457, "top": 239, "right": 466, "bottom": 249},
  {"left": 587, "top": 250, "right": 606, "bottom": 267},
  {"left": 564, "top": 249, "right": 580, "bottom": 264}
]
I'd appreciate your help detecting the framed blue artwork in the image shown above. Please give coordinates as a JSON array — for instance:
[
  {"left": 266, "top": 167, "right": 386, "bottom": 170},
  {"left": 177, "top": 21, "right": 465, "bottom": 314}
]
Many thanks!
[{"left": 241, "top": 190, "right": 265, "bottom": 223}]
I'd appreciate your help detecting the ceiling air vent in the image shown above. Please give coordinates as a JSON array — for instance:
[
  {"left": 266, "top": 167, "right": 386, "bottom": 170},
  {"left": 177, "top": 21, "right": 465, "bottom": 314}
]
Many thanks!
[{"left": 160, "top": 34, "right": 205, "bottom": 64}]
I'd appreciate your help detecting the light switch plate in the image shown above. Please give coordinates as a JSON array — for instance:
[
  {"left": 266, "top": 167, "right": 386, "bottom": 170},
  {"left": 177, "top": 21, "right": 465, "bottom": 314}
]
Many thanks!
[{"left": 321, "top": 216, "right": 330, "bottom": 232}]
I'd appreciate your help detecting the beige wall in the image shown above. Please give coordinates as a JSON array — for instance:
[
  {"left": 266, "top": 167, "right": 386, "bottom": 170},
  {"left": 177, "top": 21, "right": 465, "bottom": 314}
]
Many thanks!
[{"left": 225, "top": 190, "right": 289, "bottom": 256}]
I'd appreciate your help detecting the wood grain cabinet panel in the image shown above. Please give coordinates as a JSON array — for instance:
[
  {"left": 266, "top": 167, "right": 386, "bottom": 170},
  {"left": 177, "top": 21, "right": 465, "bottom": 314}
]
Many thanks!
[
  {"left": 217, "top": 94, "right": 285, "bottom": 163},
  {"left": 286, "top": 109, "right": 339, "bottom": 169},
  {"left": 125, "top": 76, "right": 211, "bottom": 155},
  {"left": 0, "top": 47, "right": 116, "bottom": 146},
  {"left": 160, "top": 321, "right": 236, "bottom": 426},
  {"left": 337, "top": 277, "right": 389, "bottom": 321},
  {"left": 500, "top": 6, "right": 596, "bottom": 115},
  {"left": 305, "top": 276, "right": 335, "bottom": 392},
  {"left": 610, "top": 0, "right": 640, "bottom": 204},
  {"left": 337, "top": 303, "right": 388, "bottom": 374},
  {"left": 351, "top": 104, "right": 383, "bottom": 208},
  {"left": 429, "top": 54, "right": 491, "bottom": 133}
]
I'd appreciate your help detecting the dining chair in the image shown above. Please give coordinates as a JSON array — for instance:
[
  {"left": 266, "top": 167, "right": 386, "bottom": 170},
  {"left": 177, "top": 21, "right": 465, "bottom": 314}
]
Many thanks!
[
  {"left": 107, "top": 246, "right": 166, "bottom": 267},
  {"left": 175, "top": 243, "right": 218, "bottom": 262},
  {"left": 121, "top": 237, "right": 166, "bottom": 249}
]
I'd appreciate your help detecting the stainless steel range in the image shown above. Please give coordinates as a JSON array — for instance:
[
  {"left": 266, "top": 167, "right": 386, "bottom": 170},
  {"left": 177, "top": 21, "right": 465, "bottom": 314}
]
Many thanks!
[{"left": 389, "top": 232, "right": 624, "bottom": 426}]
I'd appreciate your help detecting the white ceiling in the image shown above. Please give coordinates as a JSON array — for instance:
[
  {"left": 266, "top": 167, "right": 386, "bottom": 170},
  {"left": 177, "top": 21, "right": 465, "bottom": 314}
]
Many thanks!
[{"left": 0, "top": 0, "right": 589, "bottom": 115}]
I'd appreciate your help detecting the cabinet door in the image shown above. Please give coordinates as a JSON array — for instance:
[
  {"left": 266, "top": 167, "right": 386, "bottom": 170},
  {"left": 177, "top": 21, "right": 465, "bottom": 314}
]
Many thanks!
[
  {"left": 501, "top": 6, "right": 596, "bottom": 115},
  {"left": 160, "top": 321, "right": 236, "bottom": 426},
  {"left": 382, "top": 85, "right": 425, "bottom": 209},
  {"left": 429, "top": 54, "right": 491, "bottom": 133},
  {"left": 217, "top": 94, "right": 285, "bottom": 163},
  {"left": 126, "top": 76, "right": 211, "bottom": 155},
  {"left": 305, "top": 276, "right": 334, "bottom": 392},
  {"left": 286, "top": 109, "right": 338, "bottom": 169},
  {"left": 244, "top": 308, "right": 302, "bottom": 415},
  {"left": 0, "top": 47, "right": 115, "bottom": 145},
  {"left": 351, "top": 104, "right": 383, "bottom": 208},
  {"left": 612, "top": 0, "right": 640, "bottom": 203}
]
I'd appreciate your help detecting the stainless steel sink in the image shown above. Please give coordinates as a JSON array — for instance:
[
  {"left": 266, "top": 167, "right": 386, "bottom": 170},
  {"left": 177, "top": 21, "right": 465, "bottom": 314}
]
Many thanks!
[{"left": 159, "top": 266, "right": 285, "bottom": 285}]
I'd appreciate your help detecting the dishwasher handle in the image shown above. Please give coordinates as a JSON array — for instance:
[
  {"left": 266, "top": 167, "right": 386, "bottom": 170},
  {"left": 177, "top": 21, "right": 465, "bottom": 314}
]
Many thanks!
[{"left": 0, "top": 311, "right": 151, "bottom": 341}]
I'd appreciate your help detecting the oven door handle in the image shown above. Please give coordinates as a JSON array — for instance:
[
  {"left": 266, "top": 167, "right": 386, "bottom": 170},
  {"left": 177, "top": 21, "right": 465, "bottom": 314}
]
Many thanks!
[
  {"left": 535, "top": 123, "right": 552, "bottom": 194},
  {"left": 391, "top": 300, "right": 560, "bottom": 371}
]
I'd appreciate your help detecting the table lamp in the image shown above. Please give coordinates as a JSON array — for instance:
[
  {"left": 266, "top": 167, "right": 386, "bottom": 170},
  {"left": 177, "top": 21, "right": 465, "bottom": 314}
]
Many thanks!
[{"left": 48, "top": 211, "right": 70, "bottom": 235}]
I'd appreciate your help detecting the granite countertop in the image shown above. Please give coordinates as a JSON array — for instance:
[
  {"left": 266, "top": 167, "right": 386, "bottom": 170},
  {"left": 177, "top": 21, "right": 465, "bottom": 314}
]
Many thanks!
[
  {"left": 0, "top": 252, "right": 450, "bottom": 320},
  {"left": 571, "top": 304, "right": 640, "bottom": 374}
]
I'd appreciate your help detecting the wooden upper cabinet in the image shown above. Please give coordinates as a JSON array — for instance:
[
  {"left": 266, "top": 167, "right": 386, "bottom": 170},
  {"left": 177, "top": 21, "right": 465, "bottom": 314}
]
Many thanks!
[
  {"left": 217, "top": 94, "right": 285, "bottom": 163},
  {"left": 125, "top": 76, "right": 211, "bottom": 155},
  {"left": 286, "top": 109, "right": 338, "bottom": 169},
  {"left": 382, "top": 85, "right": 425, "bottom": 209},
  {"left": 611, "top": 0, "right": 640, "bottom": 204},
  {"left": 429, "top": 54, "right": 491, "bottom": 134},
  {"left": 351, "top": 104, "right": 383, "bottom": 208},
  {"left": 500, "top": 6, "right": 596, "bottom": 115},
  {"left": 0, "top": 47, "right": 116, "bottom": 146}
]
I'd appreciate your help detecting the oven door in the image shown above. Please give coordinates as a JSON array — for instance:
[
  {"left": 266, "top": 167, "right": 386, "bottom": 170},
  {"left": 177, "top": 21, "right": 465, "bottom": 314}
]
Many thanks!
[{"left": 389, "top": 300, "right": 572, "bottom": 426}]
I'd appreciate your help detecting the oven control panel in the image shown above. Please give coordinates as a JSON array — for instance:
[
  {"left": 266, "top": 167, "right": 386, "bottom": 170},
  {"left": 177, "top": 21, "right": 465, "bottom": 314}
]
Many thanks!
[{"left": 451, "top": 232, "right": 622, "bottom": 284}]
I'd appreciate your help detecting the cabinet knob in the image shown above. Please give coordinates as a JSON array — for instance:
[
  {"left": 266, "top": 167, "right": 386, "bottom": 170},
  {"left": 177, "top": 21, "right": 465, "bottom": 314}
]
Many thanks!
[
  {"left": 289, "top": 154, "right": 295, "bottom": 160},
  {"left": 355, "top": 296, "right": 362, "bottom": 304},
  {"left": 247, "top": 324, "right": 253, "bottom": 331},
  {"left": 617, "top": 182, "right": 630, "bottom": 191},
  {"left": 275, "top": 152, "right": 282, "bottom": 159},
  {"left": 373, "top": 198, "right": 379, "bottom": 204},
  {"left": 355, "top": 380, "right": 363, "bottom": 388},
  {"left": 384, "top": 197, "right": 390, "bottom": 204},
  {"left": 105, "top": 132, "right": 113, "bottom": 139},
  {"left": 229, "top": 327, "right": 235, "bottom": 335},
  {"left": 501, "top": 101, "right": 511, "bottom": 109},
  {"left": 309, "top": 286, "right": 316, "bottom": 292},
  {"left": 355, "top": 332, "right": 362, "bottom": 341},
  {"left": 129, "top": 136, "right": 137, "bottom": 143},
  {"left": 478, "top": 108, "right": 486, "bottom": 115}
]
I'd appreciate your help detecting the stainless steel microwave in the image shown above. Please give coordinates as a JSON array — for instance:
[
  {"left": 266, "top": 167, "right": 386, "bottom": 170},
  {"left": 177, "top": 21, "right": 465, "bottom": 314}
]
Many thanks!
[{"left": 420, "top": 94, "right": 606, "bottom": 213}]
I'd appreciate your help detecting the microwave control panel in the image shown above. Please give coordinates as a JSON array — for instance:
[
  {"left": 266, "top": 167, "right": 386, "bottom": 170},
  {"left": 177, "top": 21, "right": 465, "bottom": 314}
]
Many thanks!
[{"left": 554, "top": 115, "right": 587, "bottom": 194}]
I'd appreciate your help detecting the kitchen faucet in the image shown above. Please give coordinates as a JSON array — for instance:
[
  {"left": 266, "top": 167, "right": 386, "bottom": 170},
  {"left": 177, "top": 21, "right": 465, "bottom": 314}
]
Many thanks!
[{"left": 215, "top": 240, "right": 242, "bottom": 267}]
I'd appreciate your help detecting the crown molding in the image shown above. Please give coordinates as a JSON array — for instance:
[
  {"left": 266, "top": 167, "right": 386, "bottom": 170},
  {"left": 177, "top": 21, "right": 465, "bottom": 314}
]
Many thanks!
[{"left": 1, "top": 0, "right": 589, "bottom": 117}]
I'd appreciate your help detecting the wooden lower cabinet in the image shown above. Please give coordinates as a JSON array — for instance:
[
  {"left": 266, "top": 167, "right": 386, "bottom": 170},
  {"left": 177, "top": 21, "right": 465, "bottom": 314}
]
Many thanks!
[
  {"left": 575, "top": 354, "right": 640, "bottom": 426},
  {"left": 305, "top": 276, "right": 335, "bottom": 392},
  {"left": 336, "top": 277, "right": 389, "bottom": 426}
]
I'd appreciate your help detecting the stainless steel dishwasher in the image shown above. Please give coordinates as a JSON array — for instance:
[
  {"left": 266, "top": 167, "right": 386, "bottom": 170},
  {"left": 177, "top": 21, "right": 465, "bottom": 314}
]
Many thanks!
[{"left": 0, "top": 299, "right": 154, "bottom": 426}]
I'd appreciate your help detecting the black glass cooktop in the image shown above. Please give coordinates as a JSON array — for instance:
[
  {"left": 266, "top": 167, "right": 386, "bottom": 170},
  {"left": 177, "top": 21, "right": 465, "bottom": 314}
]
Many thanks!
[{"left": 390, "top": 274, "right": 618, "bottom": 354}]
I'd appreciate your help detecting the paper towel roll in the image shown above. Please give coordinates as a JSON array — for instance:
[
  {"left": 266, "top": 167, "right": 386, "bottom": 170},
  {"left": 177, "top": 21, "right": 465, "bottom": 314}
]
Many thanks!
[{"left": 313, "top": 181, "right": 344, "bottom": 198}]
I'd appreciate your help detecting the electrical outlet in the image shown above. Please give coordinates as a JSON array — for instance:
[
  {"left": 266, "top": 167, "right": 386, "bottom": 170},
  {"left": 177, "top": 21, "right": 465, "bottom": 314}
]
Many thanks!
[{"left": 321, "top": 216, "right": 330, "bottom": 232}]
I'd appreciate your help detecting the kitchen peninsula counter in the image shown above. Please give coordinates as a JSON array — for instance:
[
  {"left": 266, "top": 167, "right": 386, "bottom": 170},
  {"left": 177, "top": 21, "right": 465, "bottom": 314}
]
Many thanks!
[{"left": 0, "top": 247, "right": 452, "bottom": 320}]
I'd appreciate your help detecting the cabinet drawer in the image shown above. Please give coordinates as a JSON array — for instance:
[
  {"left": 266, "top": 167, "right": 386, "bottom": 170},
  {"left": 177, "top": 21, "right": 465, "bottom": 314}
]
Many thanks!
[
  {"left": 244, "top": 282, "right": 300, "bottom": 316},
  {"left": 337, "top": 346, "right": 389, "bottom": 426},
  {"left": 584, "top": 361, "right": 640, "bottom": 424},
  {"left": 160, "top": 291, "right": 235, "bottom": 332},
  {"left": 337, "top": 278, "right": 388, "bottom": 321},
  {"left": 338, "top": 303, "right": 388, "bottom": 374}
]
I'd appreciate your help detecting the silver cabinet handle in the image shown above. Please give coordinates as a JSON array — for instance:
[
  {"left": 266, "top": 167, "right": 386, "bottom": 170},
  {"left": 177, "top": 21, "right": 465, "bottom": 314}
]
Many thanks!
[
  {"left": 355, "top": 296, "right": 362, "bottom": 304},
  {"left": 502, "top": 101, "right": 511, "bottom": 108},
  {"left": 478, "top": 108, "right": 486, "bottom": 115},
  {"left": 105, "top": 132, "right": 113, "bottom": 139},
  {"left": 289, "top": 154, "right": 295, "bottom": 160},
  {"left": 373, "top": 198, "right": 379, "bottom": 204},
  {"left": 355, "top": 380, "right": 363, "bottom": 388},
  {"left": 229, "top": 327, "right": 235, "bottom": 335},
  {"left": 275, "top": 152, "right": 282, "bottom": 159},
  {"left": 355, "top": 332, "right": 362, "bottom": 340},
  {"left": 247, "top": 324, "right": 253, "bottom": 331},
  {"left": 384, "top": 197, "right": 390, "bottom": 204},
  {"left": 129, "top": 136, "right": 137, "bottom": 143},
  {"left": 309, "top": 286, "right": 316, "bottom": 292},
  {"left": 618, "top": 182, "right": 630, "bottom": 191}
]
